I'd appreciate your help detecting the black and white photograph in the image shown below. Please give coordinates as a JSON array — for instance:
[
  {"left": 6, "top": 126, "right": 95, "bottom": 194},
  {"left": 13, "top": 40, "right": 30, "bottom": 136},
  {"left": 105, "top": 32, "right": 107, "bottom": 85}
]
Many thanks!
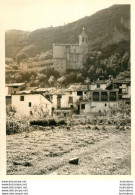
[{"left": 5, "top": 0, "right": 131, "bottom": 175}]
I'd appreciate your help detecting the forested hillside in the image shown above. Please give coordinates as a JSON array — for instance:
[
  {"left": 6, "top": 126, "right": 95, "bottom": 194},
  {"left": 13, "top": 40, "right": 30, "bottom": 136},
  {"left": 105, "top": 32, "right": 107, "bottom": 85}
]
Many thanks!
[{"left": 5, "top": 4, "right": 130, "bottom": 86}]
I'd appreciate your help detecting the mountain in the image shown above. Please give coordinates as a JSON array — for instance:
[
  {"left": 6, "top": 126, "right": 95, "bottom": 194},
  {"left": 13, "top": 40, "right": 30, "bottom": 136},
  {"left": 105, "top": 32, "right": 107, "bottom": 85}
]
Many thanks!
[{"left": 5, "top": 4, "right": 130, "bottom": 58}]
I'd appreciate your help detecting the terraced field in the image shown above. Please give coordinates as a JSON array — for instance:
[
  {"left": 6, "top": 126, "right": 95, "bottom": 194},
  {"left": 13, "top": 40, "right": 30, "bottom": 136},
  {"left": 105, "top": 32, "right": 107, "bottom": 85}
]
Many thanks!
[{"left": 7, "top": 123, "right": 131, "bottom": 175}]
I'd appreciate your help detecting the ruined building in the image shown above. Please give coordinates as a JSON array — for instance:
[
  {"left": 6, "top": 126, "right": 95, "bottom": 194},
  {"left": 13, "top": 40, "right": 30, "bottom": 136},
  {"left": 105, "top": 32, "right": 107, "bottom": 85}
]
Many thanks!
[{"left": 53, "top": 28, "right": 88, "bottom": 74}]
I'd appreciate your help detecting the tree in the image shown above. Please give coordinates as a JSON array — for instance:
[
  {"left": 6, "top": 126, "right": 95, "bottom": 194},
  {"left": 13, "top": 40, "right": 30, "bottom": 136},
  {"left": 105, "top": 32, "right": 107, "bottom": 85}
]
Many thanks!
[
  {"left": 48, "top": 75, "right": 55, "bottom": 86},
  {"left": 16, "top": 53, "right": 27, "bottom": 64},
  {"left": 95, "top": 67, "right": 103, "bottom": 76},
  {"left": 5, "top": 58, "right": 13, "bottom": 65}
]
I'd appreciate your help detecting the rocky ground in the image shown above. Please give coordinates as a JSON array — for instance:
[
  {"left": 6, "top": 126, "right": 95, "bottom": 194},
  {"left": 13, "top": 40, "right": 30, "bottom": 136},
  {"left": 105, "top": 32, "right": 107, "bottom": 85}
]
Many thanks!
[{"left": 7, "top": 121, "right": 131, "bottom": 175}]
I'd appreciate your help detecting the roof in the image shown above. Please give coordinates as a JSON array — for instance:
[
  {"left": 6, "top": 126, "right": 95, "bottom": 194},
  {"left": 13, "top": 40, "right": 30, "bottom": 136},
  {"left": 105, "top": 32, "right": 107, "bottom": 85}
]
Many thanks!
[
  {"left": 35, "top": 87, "right": 56, "bottom": 94},
  {"left": 90, "top": 89, "right": 119, "bottom": 92},
  {"left": 6, "top": 83, "right": 25, "bottom": 87},
  {"left": 11, "top": 91, "right": 53, "bottom": 104},
  {"left": 66, "top": 84, "right": 88, "bottom": 92},
  {"left": 36, "top": 88, "right": 66, "bottom": 95},
  {"left": 79, "top": 28, "right": 88, "bottom": 37},
  {"left": 54, "top": 89, "right": 66, "bottom": 95},
  {"left": 91, "top": 80, "right": 109, "bottom": 85},
  {"left": 11, "top": 90, "right": 42, "bottom": 95},
  {"left": 113, "top": 79, "right": 130, "bottom": 84}
]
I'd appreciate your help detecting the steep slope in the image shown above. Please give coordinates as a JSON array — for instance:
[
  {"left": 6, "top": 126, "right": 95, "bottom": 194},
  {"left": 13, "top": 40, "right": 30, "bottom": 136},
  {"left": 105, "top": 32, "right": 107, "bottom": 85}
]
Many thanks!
[{"left": 5, "top": 4, "right": 130, "bottom": 58}]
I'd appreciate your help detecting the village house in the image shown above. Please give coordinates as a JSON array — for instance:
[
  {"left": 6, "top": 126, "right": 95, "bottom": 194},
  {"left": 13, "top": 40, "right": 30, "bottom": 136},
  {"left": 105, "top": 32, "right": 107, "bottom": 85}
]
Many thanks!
[
  {"left": 48, "top": 84, "right": 91, "bottom": 116},
  {"left": 53, "top": 28, "right": 88, "bottom": 74},
  {"left": 90, "top": 80, "right": 111, "bottom": 90},
  {"left": 11, "top": 91, "right": 53, "bottom": 117},
  {"left": 78, "top": 89, "right": 118, "bottom": 115},
  {"left": 33, "top": 84, "right": 90, "bottom": 117},
  {"left": 106, "top": 79, "right": 131, "bottom": 101},
  {"left": 5, "top": 83, "right": 25, "bottom": 95},
  {"left": 112, "top": 80, "right": 131, "bottom": 100},
  {"left": 8, "top": 76, "right": 130, "bottom": 117},
  {"left": 5, "top": 83, "right": 25, "bottom": 105},
  {"left": 90, "top": 76, "right": 131, "bottom": 101}
]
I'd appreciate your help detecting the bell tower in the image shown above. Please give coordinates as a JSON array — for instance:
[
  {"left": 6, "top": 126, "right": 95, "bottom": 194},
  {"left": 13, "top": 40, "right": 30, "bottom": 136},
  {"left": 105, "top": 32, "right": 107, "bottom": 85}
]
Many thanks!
[
  {"left": 79, "top": 28, "right": 88, "bottom": 47},
  {"left": 78, "top": 28, "right": 88, "bottom": 64}
]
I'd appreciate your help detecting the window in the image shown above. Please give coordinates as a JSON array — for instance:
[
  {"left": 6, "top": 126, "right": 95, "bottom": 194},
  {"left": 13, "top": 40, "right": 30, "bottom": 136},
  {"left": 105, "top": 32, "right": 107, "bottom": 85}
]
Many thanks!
[
  {"left": 70, "top": 91, "right": 72, "bottom": 94},
  {"left": 69, "top": 96, "right": 73, "bottom": 103},
  {"left": 81, "top": 104, "right": 85, "bottom": 109},
  {"left": 110, "top": 92, "right": 116, "bottom": 101},
  {"left": 97, "top": 84, "right": 100, "bottom": 88},
  {"left": 84, "top": 91, "right": 87, "bottom": 94},
  {"left": 93, "top": 92, "right": 99, "bottom": 101},
  {"left": 57, "top": 95, "right": 62, "bottom": 99},
  {"left": 77, "top": 91, "right": 82, "bottom": 96},
  {"left": 30, "top": 111, "right": 33, "bottom": 115},
  {"left": 57, "top": 98, "right": 61, "bottom": 109},
  {"left": 70, "top": 105, "right": 73, "bottom": 108},
  {"left": 29, "top": 102, "right": 32, "bottom": 107},
  {"left": 122, "top": 88, "right": 127, "bottom": 94},
  {"left": 13, "top": 86, "right": 18, "bottom": 88},
  {"left": 113, "top": 84, "right": 117, "bottom": 89},
  {"left": 101, "top": 92, "right": 108, "bottom": 101},
  {"left": 20, "top": 96, "right": 24, "bottom": 101},
  {"left": 82, "top": 37, "right": 84, "bottom": 42}
]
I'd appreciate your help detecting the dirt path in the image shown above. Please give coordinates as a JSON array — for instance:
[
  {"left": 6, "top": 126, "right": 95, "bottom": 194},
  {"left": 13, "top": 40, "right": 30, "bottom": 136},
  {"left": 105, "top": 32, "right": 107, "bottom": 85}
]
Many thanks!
[{"left": 7, "top": 125, "right": 131, "bottom": 175}]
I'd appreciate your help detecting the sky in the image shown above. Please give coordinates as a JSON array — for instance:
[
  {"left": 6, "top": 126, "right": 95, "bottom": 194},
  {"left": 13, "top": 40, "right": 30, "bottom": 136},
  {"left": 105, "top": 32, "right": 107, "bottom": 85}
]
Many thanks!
[{"left": 0, "top": 0, "right": 131, "bottom": 31}]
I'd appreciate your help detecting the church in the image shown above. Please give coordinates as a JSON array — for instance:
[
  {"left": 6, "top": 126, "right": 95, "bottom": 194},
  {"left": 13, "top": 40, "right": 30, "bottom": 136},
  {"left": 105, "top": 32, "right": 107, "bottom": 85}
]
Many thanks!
[{"left": 53, "top": 28, "right": 89, "bottom": 74}]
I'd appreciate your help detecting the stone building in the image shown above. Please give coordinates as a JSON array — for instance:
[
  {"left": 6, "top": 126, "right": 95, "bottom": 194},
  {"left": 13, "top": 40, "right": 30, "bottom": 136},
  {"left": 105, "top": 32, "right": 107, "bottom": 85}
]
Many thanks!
[{"left": 53, "top": 28, "right": 88, "bottom": 74}]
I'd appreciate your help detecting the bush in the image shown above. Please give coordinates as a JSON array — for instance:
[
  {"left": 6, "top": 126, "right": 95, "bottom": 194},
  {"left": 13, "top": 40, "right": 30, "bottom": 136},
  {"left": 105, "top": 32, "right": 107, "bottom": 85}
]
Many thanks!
[
  {"left": 30, "top": 118, "right": 67, "bottom": 127},
  {"left": 48, "top": 119, "right": 56, "bottom": 126},
  {"left": 6, "top": 117, "right": 29, "bottom": 135},
  {"left": 30, "top": 120, "right": 48, "bottom": 126},
  {"left": 57, "top": 119, "right": 67, "bottom": 125}
]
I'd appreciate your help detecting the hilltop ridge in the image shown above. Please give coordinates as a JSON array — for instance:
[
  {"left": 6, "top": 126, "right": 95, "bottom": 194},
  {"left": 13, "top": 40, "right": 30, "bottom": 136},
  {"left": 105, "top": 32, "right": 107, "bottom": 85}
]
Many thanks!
[{"left": 5, "top": 4, "right": 130, "bottom": 58}]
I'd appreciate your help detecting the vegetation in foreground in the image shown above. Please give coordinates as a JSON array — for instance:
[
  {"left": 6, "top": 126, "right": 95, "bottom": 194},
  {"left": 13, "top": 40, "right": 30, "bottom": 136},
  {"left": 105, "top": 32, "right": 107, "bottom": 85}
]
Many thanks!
[{"left": 6, "top": 101, "right": 131, "bottom": 175}]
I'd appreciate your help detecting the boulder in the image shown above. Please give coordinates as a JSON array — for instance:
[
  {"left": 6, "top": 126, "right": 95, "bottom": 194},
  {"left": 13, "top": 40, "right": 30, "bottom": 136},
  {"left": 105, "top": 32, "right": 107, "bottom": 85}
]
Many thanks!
[{"left": 69, "top": 157, "right": 79, "bottom": 165}]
